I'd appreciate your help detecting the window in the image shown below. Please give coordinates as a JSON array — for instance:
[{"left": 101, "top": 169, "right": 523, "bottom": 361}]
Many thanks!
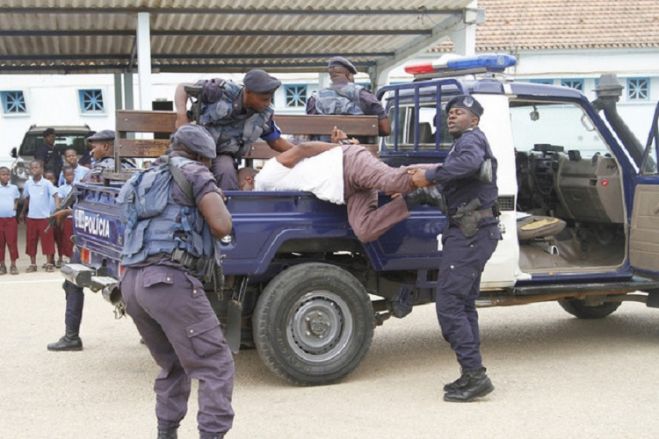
[
  {"left": 509, "top": 100, "right": 610, "bottom": 159},
  {"left": 384, "top": 103, "right": 453, "bottom": 153},
  {"left": 627, "top": 77, "right": 649, "bottom": 101},
  {"left": 78, "top": 89, "right": 104, "bottom": 113},
  {"left": 284, "top": 85, "right": 307, "bottom": 107},
  {"left": 1, "top": 90, "right": 27, "bottom": 114},
  {"left": 560, "top": 79, "right": 584, "bottom": 91},
  {"left": 530, "top": 79, "right": 554, "bottom": 85}
]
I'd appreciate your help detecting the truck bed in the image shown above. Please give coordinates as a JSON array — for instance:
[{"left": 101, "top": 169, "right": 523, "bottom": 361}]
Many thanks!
[{"left": 72, "top": 183, "right": 446, "bottom": 280}]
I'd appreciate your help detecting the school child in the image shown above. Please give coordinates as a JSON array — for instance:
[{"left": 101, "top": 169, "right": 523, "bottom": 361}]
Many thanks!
[
  {"left": 54, "top": 167, "right": 75, "bottom": 267},
  {"left": 21, "top": 160, "right": 57, "bottom": 272},
  {"left": 0, "top": 167, "right": 20, "bottom": 275}
]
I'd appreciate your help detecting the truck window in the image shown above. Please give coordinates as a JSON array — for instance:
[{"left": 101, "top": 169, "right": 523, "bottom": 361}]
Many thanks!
[
  {"left": 20, "top": 133, "right": 89, "bottom": 157},
  {"left": 384, "top": 104, "right": 453, "bottom": 152},
  {"left": 509, "top": 101, "right": 611, "bottom": 158}
]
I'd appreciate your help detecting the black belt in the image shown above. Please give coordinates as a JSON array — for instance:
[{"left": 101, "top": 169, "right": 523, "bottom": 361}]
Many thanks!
[
  {"left": 170, "top": 249, "right": 205, "bottom": 271},
  {"left": 448, "top": 206, "right": 497, "bottom": 218}
]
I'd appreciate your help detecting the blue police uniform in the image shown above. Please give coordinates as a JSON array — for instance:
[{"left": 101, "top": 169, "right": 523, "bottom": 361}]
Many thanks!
[
  {"left": 424, "top": 95, "right": 500, "bottom": 402},
  {"left": 34, "top": 142, "right": 63, "bottom": 180},
  {"left": 306, "top": 57, "right": 386, "bottom": 143},
  {"left": 119, "top": 125, "right": 234, "bottom": 439},
  {"left": 48, "top": 152, "right": 136, "bottom": 352},
  {"left": 196, "top": 69, "right": 282, "bottom": 190}
]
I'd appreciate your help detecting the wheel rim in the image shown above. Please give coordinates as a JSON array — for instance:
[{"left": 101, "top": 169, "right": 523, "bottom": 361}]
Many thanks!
[{"left": 286, "top": 290, "right": 354, "bottom": 363}]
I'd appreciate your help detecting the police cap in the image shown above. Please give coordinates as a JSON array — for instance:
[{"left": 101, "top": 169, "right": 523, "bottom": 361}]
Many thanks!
[
  {"left": 445, "top": 95, "right": 484, "bottom": 118},
  {"left": 87, "top": 129, "right": 115, "bottom": 141},
  {"left": 171, "top": 125, "right": 217, "bottom": 159},
  {"left": 243, "top": 69, "right": 281, "bottom": 94},
  {"left": 328, "top": 56, "right": 358, "bottom": 74}
]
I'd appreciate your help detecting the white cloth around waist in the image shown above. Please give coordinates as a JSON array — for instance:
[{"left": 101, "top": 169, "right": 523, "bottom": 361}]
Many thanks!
[{"left": 254, "top": 146, "right": 345, "bottom": 204}]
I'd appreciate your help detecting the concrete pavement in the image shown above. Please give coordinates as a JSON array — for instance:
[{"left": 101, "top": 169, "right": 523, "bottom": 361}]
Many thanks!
[{"left": 1, "top": 271, "right": 659, "bottom": 438}]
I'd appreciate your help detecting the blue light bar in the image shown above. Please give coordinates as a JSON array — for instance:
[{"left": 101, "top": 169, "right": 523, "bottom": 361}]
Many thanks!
[
  {"left": 405, "top": 53, "right": 517, "bottom": 76},
  {"left": 444, "top": 54, "right": 517, "bottom": 72}
]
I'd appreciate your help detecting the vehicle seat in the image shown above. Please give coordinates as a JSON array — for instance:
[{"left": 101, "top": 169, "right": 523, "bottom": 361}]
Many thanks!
[
  {"left": 418, "top": 122, "right": 433, "bottom": 143},
  {"left": 517, "top": 215, "right": 566, "bottom": 255}
]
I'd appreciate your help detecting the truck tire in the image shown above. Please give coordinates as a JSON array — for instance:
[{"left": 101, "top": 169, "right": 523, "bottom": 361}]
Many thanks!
[
  {"left": 558, "top": 299, "right": 622, "bottom": 319},
  {"left": 253, "top": 262, "right": 375, "bottom": 385}
]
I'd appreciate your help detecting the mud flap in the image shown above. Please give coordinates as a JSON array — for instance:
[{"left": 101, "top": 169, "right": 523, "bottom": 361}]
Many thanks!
[
  {"left": 224, "top": 276, "right": 249, "bottom": 354},
  {"left": 225, "top": 299, "right": 243, "bottom": 354}
]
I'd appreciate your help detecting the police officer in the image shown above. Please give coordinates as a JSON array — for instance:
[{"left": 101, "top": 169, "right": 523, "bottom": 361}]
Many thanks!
[
  {"left": 174, "top": 69, "right": 294, "bottom": 190},
  {"left": 306, "top": 56, "right": 391, "bottom": 140},
  {"left": 119, "top": 125, "right": 234, "bottom": 439},
  {"left": 46, "top": 130, "right": 137, "bottom": 352},
  {"left": 34, "top": 127, "right": 63, "bottom": 181},
  {"left": 85, "top": 130, "right": 136, "bottom": 175},
  {"left": 412, "top": 95, "right": 500, "bottom": 402}
]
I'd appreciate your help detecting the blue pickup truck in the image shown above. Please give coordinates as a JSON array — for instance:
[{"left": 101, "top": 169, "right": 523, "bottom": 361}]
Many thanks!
[{"left": 63, "top": 55, "right": 659, "bottom": 385}]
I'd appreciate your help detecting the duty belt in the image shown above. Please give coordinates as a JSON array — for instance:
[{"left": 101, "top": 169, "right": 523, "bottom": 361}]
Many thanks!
[
  {"left": 448, "top": 206, "right": 497, "bottom": 219},
  {"left": 170, "top": 249, "right": 207, "bottom": 272}
]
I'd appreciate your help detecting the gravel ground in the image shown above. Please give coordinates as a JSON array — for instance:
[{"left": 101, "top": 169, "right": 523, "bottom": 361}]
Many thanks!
[{"left": 2, "top": 269, "right": 659, "bottom": 439}]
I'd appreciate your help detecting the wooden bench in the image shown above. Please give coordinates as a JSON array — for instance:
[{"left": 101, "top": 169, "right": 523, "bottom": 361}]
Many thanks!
[{"left": 110, "top": 110, "right": 380, "bottom": 176}]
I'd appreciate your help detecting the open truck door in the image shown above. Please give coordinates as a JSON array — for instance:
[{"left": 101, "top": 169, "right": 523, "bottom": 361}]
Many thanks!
[{"left": 630, "top": 102, "right": 659, "bottom": 274}]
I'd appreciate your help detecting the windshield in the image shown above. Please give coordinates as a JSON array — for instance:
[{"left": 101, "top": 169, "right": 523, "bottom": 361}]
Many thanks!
[
  {"left": 509, "top": 101, "right": 610, "bottom": 158},
  {"left": 20, "top": 132, "right": 89, "bottom": 157}
]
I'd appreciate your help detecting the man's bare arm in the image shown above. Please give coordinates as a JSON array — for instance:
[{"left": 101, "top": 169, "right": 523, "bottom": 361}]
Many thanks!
[
  {"left": 378, "top": 117, "right": 391, "bottom": 137},
  {"left": 276, "top": 142, "right": 339, "bottom": 168},
  {"left": 174, "top": 83, "right": 191, "bottom": 128},
  {"left": 266, "top": 137, "right": 295, "bottom": 153},
  {"left": 198, "top": 191, "right": 232, "bottom": 238}
]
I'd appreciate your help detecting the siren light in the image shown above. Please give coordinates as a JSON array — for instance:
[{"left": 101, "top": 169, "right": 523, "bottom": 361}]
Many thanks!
[{"left": 405, "top": 54, "right": 517, "bottom": 76}]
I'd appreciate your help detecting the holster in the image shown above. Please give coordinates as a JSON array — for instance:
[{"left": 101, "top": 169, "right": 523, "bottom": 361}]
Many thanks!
[
  {"left": 170, "top": 249, "right": 212, "bottom": 281},
  {"left": 450, "top": 198, "right": 497, "bottom": 238}
]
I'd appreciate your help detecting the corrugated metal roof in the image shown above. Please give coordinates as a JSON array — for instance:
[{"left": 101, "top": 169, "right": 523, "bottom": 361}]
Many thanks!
[{"left": 0, "top": 0, "right": 473, "bottom": 73}]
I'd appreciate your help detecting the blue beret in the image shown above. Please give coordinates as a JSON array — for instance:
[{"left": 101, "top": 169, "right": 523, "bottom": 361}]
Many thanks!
[
  {"left": 87, "top": 129, "right": 115, "bottom": 141},
  {"left": 328, "top": 56, "right": 357, "bottom": 74},
  {"left": 171, "top": 125, "right": 216, "bottom": 159},
  {"left": 446, "top": 95, "right": 484, "bottom": 117},
  {"left": 243, "top": 69, "right": 281, "bottom": 94}
]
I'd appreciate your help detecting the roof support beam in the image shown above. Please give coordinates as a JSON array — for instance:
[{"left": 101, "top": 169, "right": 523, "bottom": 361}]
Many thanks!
[
  {"left": 373, "top": 9, "right": 477, "bottom": 86},
  {"left": 0, "top": 61, "right": 376, "bottom": 73},
  {"left": 0, "top": 29, "right": 434, "bottom": 37},
  {"left": 450, "top": 0, "right": 479, "bottom": 55},
  {"left": 0, "top": 52, "right": 395, "bottom": 61},
  {"left": 136, "top": 12, "right": 152, "bottom": 112},
  {"left": 0, "top": 7, "right": 465, "bottom": 16}
]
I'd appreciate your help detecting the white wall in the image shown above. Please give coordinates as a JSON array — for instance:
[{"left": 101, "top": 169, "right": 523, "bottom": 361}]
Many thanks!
[
  {"left": 0, "top": 71, "right": 326, "bottom": 166},
  {"left": 0, "top": 74, "right": 116, "bottom": 166}
]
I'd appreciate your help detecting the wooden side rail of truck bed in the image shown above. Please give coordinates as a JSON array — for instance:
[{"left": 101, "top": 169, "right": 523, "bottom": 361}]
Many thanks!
[{"left": 108, "top": 110, "right": 380, "bottom": 179}]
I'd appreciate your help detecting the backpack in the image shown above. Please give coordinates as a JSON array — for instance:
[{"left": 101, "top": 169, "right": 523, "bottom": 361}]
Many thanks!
[{"left": 118, "top": 156, "right": 193, "bottom": 226}]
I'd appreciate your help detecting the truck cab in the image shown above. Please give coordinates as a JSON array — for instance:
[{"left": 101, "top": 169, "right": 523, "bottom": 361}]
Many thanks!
[{"left": 375, "top": 55, "right": 659, "bottom": 298}]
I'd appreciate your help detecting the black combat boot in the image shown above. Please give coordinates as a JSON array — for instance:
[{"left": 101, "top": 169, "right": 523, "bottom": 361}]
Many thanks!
[
  {"left": 443, "top": 370, "right": 470, "bottom": 392},
  {"left": 443, "top": 367, "right": 494, "bottom": 402},
  {"left": 199, "top": 431, "right": 224, "bottom": 439},
  {"left": 47, "top": 328, "right": 83, "bottom": 351},
  {"left": 157, "top": 428, "right": 177, "bottom": 439}
]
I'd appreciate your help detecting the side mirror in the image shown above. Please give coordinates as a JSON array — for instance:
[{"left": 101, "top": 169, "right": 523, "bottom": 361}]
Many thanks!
[{"left": 10, "top": 147, "right": 17, "bottom": 159}]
